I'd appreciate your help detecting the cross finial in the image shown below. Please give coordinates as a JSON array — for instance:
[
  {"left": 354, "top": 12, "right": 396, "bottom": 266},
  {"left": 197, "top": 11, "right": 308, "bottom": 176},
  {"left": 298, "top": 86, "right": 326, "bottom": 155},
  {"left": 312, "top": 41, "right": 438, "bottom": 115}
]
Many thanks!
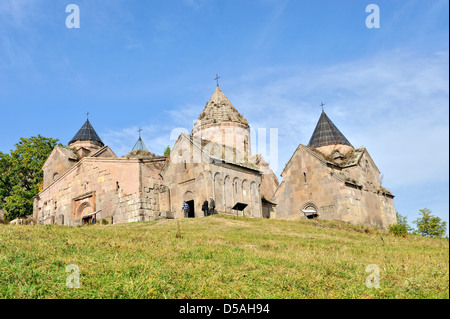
[
  {"left": 320, "top": 102, "right": 325, "bottom": 111},
  {"left": 214, "top": 74, "right": 221, "bottom": 87},
  {"left": 138, "top": 127, "right": 143, "bottom": 138}
]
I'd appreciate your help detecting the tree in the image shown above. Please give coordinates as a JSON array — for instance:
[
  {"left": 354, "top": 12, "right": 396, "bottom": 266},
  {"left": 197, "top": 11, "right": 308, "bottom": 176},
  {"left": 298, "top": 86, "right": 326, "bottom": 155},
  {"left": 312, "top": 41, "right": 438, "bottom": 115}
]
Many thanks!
[
  {"left": 413, "top": 208, "right": 447, "bottom": 238},
  {"left": 0, "top": 151, "right": 13, "bottom": 208},
  {"left": 389, "top": 211, "right": 412, "bottom": 237},
  {"left": 0, "top": 135, "right": 60, "bottom": 221},
  {"left": 164, "top": 145, "right": 171, "bottom": 156}
]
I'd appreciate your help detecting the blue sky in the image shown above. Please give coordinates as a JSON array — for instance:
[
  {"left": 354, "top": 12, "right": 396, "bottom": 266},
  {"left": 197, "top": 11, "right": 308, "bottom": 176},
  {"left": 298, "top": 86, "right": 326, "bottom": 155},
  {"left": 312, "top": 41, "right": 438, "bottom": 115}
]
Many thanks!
[{"left": 0, "top": 0, "right": 448, "bottom": 230}]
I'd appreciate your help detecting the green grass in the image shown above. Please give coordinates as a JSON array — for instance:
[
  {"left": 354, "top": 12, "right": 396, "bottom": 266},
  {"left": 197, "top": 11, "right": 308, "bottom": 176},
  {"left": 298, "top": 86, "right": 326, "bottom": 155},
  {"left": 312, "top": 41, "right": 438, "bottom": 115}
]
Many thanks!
[{"left": 0, "top": 215, "right": 448, "bottom": 299}]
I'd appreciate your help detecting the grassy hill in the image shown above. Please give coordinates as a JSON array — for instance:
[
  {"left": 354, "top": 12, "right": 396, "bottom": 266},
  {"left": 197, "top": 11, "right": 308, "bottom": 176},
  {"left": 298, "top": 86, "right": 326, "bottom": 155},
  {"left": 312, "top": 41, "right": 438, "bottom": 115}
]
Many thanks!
[{"left": 0, "top": 215, "right": 448, "bottom": 299}]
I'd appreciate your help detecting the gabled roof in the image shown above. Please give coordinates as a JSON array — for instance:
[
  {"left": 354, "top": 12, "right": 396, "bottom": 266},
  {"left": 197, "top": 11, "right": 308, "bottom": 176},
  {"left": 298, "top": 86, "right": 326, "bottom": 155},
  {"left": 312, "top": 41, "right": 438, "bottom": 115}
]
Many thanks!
[
  {"left": 58, "top": 146, "right": 78, "bottom": 161},
  {"left": 280, "top": 144, "right": 366, "bottom": 177},
  {"left": 89, "top": 146, "right": 117, "bottom": 158},
  {"left": 306, "top": 146, "right": 365, "bottom": 168},
  {"left": 308, "top": 111, "right": 352, "bottom": 148},
  {"left": 69, "top": 119, "right": 104, "bottom": 146},
  {"left": 42, "top": 146, "right": 78, "bottom": 171},
  {"left": 180, "top": 133, "right": 260, "bottom": 172},
  {"left": 195, "top": 86, "right": 248, "bottom": 127}
]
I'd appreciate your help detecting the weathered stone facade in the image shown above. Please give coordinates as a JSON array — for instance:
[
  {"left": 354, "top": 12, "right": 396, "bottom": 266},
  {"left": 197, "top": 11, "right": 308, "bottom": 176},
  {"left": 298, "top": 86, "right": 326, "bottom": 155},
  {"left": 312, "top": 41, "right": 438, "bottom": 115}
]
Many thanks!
[
  {"left": 33, "top": 85, "right": 396, "bottom": 229},
  {"left": 161, "top": 134, "right": 262, "bottom": 219},
  {"left": 273, "top": 145, "right": 396, "bottom": 229},
  {"left": 34, "top": 154, "right": 166, "bottom": 226}
]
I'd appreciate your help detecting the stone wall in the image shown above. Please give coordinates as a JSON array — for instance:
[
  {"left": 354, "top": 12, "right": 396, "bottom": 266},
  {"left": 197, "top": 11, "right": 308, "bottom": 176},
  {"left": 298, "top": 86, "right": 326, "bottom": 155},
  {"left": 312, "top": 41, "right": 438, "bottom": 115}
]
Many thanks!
[
  {"left": 34, "top": 157, "right": 165, "bottom": 226},
  {"left": 256, "top": 156, "right": 279, "bottom": 201}
]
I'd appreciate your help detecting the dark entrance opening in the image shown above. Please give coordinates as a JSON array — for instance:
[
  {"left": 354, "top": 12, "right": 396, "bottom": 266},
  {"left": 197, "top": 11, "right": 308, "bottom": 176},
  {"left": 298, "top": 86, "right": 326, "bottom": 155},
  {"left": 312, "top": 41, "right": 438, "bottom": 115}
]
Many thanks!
[
  {"left": 82, "top": 212, "right": 97, "bottom": 225},
  {"left": 262, "top": 198, "right": 276, "bottom": 219},
  {"left": 302, "top": 205, "right": 318, "bottom": 219},
  {"left": 82, "top": 216, "right": 93, "bottom": 225},
  {"left": 187, "top": 200, "right": 195, "bottom": 218},
  {"left": 305, "top": 213, "right": 319, "bottom": 219}
]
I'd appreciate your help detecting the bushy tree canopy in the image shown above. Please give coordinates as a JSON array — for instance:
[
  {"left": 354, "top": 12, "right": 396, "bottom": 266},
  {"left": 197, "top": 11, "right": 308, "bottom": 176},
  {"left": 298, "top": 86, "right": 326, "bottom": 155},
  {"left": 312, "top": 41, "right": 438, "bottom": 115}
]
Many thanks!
[
  {"left": 0, "top": 135, "right": 59, "bottom": 221},
  {"left": 413, "top": 208, "right": 447, "bottom": 238}
]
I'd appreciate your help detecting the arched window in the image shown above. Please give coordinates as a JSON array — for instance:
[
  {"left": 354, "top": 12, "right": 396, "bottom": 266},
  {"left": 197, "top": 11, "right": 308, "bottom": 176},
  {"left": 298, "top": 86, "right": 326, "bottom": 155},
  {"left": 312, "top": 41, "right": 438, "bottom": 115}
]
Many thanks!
[
  {"left": 242, "top": 180, "right": 248, "bottom": 199},
  {"left": 251, "top": 182, "right": 256, "bottom": 196},
  {"left": 301, "top": 203, "right": 318, "bottom": 219},
  {"left": 251, "top": 182, "right": 258, "bottom": 203}
]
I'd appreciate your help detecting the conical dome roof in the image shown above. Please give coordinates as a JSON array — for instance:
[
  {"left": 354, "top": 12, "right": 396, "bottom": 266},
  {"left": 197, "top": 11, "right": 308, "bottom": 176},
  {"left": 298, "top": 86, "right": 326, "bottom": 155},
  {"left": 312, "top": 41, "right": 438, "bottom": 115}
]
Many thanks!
[
  {"left": 131, "top": 137, "right": 148, "bottom": 152},
  {"left": 69, "top": 119, "right": 104, "bottom": 146},
  {"left": 196, "top": 86, "right": 248, "bottom": 127},
  {"left": 308, "top": 111, "right": 352, "bottom": 148}
]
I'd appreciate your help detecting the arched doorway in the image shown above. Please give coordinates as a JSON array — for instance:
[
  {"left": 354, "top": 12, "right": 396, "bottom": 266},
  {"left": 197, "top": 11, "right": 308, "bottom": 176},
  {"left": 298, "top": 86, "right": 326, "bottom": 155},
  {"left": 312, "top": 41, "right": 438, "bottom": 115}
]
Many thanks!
[
  {"left": 76, "top": 202, "right": 92, "bottom": 219},
  {"left": 77, "top": 202, "right": 94, "bottom": 224},
  {"left": 183, "top": 191, "right": 195, "bottom": 218}
]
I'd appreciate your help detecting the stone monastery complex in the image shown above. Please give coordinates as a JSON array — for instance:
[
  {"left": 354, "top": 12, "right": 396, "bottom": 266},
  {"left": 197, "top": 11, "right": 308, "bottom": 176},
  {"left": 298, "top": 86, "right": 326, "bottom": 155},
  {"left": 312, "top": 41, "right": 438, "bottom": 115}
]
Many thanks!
[{"left": 33, "top": 85, "right": 397, "bottom": 229}]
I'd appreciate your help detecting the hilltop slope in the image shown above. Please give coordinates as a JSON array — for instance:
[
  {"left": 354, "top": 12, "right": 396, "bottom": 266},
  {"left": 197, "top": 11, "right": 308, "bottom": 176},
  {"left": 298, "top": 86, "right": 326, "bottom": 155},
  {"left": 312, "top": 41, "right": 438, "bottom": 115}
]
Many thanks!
[{"left": 0, "top": 215, "right": 448, "bottom": 298}]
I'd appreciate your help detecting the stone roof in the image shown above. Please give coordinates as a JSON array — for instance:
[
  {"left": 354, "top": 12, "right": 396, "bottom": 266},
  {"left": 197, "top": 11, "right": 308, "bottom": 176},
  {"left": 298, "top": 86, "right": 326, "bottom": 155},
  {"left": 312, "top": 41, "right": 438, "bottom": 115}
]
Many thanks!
[
  {"left": 125, "top": 149, "right": 157, "bottom": 160},
  {"left": 306, "top": 146, "right": 365, "bottom": 168},
  {"left": 281, "top": 144, "right": 366, "bottom": 177},
  {"left": 181, "top": 133, "right": 260, "bottom": 172},
  {"left": 88, "top": 146, "right": 117, "bottom": 158},
  {"left": 196, "top": 86, "right": 248, "bottom": 127},
  {"left": 58, "top": 146, "right": 78, "bottom": 161},
  {"left": 308, "top": 111, "right": 352, "bottom": 148},
  {"left": 69, "top": 119, "right": 104, "bottom": 146}
]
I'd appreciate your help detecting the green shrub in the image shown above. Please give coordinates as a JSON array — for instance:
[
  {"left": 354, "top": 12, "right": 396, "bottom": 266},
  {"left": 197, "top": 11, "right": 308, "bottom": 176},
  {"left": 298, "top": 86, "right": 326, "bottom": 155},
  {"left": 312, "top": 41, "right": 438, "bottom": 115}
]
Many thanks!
[
  {"left": 389, "top": 211, "right": 412, "bottom": 237},
  {"left": 389, "top": 223, "right": 409, "bottom": 237}
]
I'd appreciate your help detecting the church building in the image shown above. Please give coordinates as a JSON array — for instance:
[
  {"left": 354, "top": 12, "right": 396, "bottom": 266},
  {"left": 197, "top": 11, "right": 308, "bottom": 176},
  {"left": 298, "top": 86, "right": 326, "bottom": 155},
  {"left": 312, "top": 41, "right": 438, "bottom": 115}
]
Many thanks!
[
  {"left": 33, "top": 84, "right": 396, "bottom": 229},
  {"left": 273, "top": 110, "right": 397, "bottom": 228}
]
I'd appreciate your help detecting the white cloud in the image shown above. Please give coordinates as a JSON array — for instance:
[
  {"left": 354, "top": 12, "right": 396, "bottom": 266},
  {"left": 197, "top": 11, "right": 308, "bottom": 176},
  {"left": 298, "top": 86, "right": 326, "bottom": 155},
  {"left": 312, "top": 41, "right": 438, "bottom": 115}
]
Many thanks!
[{"left": 225, "top": 51, "right": 449, "bottom": 186}]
